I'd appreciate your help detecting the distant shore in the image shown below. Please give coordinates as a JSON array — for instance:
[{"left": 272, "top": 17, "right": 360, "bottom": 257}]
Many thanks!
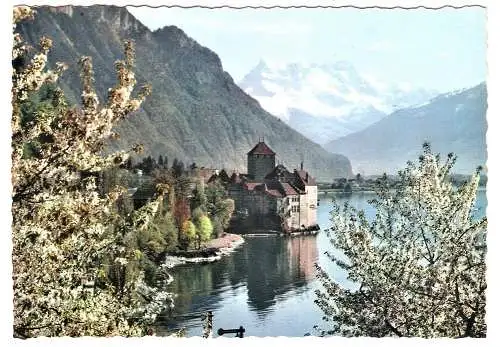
[
  {"left": 318, "top": 188, "right": 376, "bottom": 194},
  {"left": 164, "top": 233, "right": 244, "bottom": 268},
  {"left": 319, "top": 185, "right": 486, "bottom": 195}
]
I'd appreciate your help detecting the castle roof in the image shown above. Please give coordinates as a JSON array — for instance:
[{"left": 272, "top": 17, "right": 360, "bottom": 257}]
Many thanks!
[
  {"left": 265, "top": 189, "right": 283, "bottom": 198},
  {"left": 262, "top": 179, "right": 301, "bottom": 197},
  {"left": 198, "top": 167, "right": 217, "bottom": 183},
  {"left": 247, "top": 141, "right": 276, "bottom": 156},
  {"left": 295, "top": 170, "right": 316, "bottom": 186},
  {"left": 207, "top": 169, "right": 231, "bottom": 184},
  {"left": 243, "top": 182, "right": 260, "bottom": 191},
  {"left": 265, "top": 164, "right": 293, "bottom": 181},
  {"left": 219, "top": 169, "right": 230, "bottom": 182},
  {"left": 207, "top": 174, "right": 218, "bottom": 184},
  {"left": 280, "top": 182, "right": 299, "bottom": 196},
  {"left": 230, "top": 172, "right": 242, "bottom": 184}
]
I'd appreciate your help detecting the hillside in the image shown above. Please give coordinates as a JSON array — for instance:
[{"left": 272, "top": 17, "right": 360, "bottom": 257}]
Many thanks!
[
  {"left": 17, "top": 5, "right": 352, "bottom": 180},
  {"left": 324, "top": 83, "right": 487, "bottom": 175}
]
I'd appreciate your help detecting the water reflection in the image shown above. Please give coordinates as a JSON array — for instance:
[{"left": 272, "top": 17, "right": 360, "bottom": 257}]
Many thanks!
[
  {"left": 156, "top": 190, "right": 486, "bottom": 336},
  {"left": 156, "top": 235, "right": 318, "bottom": 335},
  {"left": 246, "top": 236, "right": 317, "bottom": 314}
]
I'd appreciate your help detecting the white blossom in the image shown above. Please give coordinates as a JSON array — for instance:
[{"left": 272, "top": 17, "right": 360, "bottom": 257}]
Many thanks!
[
  {"left": 12, "top": 7, "right": 166, "bottom": 338},
  {"left": 315, "top": 144, "right": 486, "bottom": 337}
]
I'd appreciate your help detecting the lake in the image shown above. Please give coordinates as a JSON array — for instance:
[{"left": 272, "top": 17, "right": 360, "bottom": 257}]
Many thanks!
[{"left": 155, "top": 189, "right": 487, "bottom": 337}]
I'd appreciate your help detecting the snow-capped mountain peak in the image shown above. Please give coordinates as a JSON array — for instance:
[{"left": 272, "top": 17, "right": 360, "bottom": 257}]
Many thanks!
[{"left": 239, "top": 61, "right": 437, "bottom": 144}]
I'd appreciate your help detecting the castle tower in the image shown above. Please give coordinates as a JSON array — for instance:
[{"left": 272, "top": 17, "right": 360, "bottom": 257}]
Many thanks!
[{"left": 247, "top": 139, "right": 276, "bottom": 181}]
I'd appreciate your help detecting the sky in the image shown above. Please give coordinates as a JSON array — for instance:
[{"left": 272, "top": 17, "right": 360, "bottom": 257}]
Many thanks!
[{"left": 127, "top": 5, "right": 486, "bottom": 93}]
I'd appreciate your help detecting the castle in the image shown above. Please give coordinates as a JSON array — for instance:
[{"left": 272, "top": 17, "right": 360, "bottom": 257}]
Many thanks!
[{"left": 218, "top": 140, "right": 318, "bottom": 232}]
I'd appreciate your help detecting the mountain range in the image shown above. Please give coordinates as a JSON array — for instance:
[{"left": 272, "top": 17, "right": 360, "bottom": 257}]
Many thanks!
[
  {"left": 324, "top": 83, "right": 487, "bottom": 175},
  {"left": 239, "top": 60, "right": 437, "bottom": 144},
  {"left": 17, "top": 5, "right": 352, "bottom": 181}
]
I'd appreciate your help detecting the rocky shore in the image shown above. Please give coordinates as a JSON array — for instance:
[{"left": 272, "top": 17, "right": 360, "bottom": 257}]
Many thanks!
[{"left": 163, "top": 233, "right": 244, "bottom": 268}]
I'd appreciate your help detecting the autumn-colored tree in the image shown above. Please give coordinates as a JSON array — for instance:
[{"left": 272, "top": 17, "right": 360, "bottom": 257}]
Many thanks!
[
  {"left": 12, "top": 7, "right": 173, "bottom": 337},
  {"left": 181, "top": 220, "right": 197, "bottom": 247},
  {"left": 174, "top": 198, "right": 191, "bottom": 230},
  {"left": 315, "top": 143, "right": 486, "bottom": 337}
]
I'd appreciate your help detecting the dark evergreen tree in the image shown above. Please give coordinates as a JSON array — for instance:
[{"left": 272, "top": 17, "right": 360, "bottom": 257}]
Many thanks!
[
  {"left": 172, "top": 158, "right": 185, "bottom": 178},
  {"left": 190, "top": 183, "right": 207, "bottom": 212},
  {"left": 356, "top": 173, "right": 362, "bottom": 182},
  {"left": 143, "top": 155, "right": 155, "bottom": 175}
]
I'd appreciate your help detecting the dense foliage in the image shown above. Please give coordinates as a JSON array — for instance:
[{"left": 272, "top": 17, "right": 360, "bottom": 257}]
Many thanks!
[
  {"left": 315, "top": 143, "right": 487, "bottom": 337},
  {"left": 12, "top": 7, "right": 174, "bottom": 337},
  {"left": 148, "top": 166, "right": 234, "bottom": 249},
  {"left": 205, "top": 181, "right": 235, "bottom": 238}
]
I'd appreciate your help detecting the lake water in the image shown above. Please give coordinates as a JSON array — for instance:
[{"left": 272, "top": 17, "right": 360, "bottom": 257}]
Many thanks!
[{"left": 155, "top": 189, "right": 487, "bottom": 337}]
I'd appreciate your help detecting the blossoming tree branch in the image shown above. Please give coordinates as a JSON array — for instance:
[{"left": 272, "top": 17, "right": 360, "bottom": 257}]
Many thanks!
[
  {"left": 315, "top": 143, "right": 487, "bottom": 337},
  {"left": 12, "top": 6, "right": 173, "bottom": 337}
]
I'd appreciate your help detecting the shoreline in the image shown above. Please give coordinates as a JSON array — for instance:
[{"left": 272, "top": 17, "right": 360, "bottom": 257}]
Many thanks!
[
  {"left": 163, "top": 233, "right": 245, "bottom": 268},
  {"left": 319, "top": 185, "right": 487, "bottom": 195}
]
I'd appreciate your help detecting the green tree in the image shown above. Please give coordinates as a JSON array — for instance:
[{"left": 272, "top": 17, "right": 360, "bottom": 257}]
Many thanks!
[
  {"left": 214, "top": 198, "right": 235, "bottom": 229},
  {"left": 12, "top": 7, "right": 173, "bottom": 337},
  {"left": 204, "top": 182, "right": 234, "bottom": 236},
  {"left": 152, "top": 167, "right": 192, "bottom": 243},
  {"left": 191, "top": 206, "right": 204, "bottom": 222},
  {"left": 211, "top": 217, "right": 224, "bottom": 238},
  {"left": 205, "top": 181, "right": 226, "bottom": 214},
  {"left": 160, "top": 212, "right": 180, "bottom": 252},
  {"left": 190, "top": 182, "right": 207, "bottom": 212},
  {"left": 196, "top": 215, "right": 213, "bottom": 249},
  {"left": 315, "top": 144, "right": 486, "bottom": 337}
]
